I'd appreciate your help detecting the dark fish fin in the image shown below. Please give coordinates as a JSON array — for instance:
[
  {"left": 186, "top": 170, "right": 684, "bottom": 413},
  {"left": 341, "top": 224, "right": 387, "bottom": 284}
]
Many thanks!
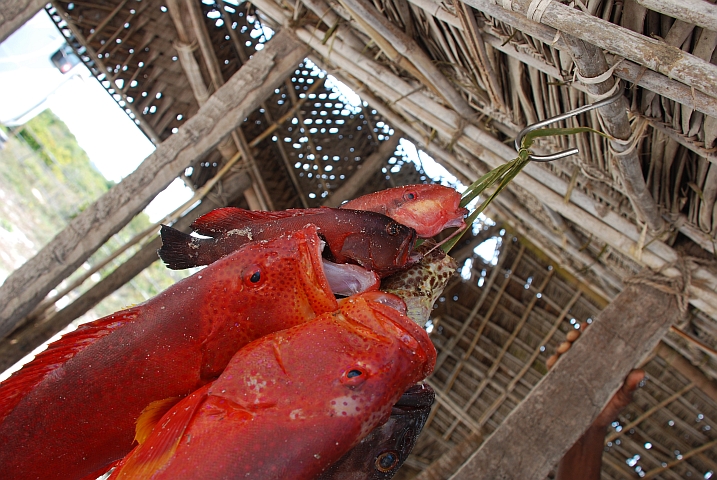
[
  {"left": 135, "top": 396, "right": 184, "bottom": 445},
  {"left": 191, "top": 207, "right": 324, "bottom": 235},
  {"left": 114, "top": 385, "right": 209, "bottom": 477},
  {"left": 157, "top": 225, "right": 206, "bottom": 270},
  {"left": 0, "top": 309, "right": 139, "bottom": 424}
]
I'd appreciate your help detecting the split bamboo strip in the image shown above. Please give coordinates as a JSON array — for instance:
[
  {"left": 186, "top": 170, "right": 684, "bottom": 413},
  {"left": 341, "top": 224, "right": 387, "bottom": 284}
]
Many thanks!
[
  {"left": 475, "top": 290, "right": 582, "bottom": 427},
  {"left": 442, "top": 271, "right": 554, "bottom": 438},
  {"left": 643, "top": 438, "right": 717, "bottom": 479},
  {"left": 605, "top": 383, "right": 694, "bottom": 443}
]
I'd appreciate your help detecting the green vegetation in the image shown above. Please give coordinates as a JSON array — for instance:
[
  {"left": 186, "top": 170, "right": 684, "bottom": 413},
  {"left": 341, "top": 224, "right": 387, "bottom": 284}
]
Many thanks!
[{"left": 0, "top": 110, "right": 190, "bottom": 321}]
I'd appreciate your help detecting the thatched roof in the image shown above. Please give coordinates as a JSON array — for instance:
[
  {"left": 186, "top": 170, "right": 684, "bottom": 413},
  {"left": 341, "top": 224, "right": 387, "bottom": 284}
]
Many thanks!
[{"left": 1, "top": 0, "right": 717, "bottom": 477}]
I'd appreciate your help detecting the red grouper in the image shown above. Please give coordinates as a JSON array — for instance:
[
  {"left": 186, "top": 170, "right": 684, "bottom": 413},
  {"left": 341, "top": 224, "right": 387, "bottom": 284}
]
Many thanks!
[
  {"left": 110, "top": 292, "right": 437, "bottom": 480},
  {"left": 339, "top": 184, "right": 468, "bottom": 238},
  {"left": 157, "top": 207, "right": 417, "bottom": 277},
  {"left": 0, "top": 226, "right": 339, "bottom": 480}
]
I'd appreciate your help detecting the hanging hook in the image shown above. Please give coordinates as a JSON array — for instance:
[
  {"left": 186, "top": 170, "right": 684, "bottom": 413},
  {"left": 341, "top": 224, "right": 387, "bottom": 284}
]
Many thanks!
[{"left": 514, "top": 87, "right": 623, "bottom": 162}]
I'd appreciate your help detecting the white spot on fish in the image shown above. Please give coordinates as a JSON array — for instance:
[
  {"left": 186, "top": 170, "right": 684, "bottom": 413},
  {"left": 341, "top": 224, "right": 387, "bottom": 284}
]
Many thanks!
[
  {"left": 227, "top": 228, "right": 253, "bottom": 240},
  {"left": 289, "top": 409, "right": 306, "bottom": 420},
  {"left": 330, "top": 396, "right": 361, "bottom": 417}
]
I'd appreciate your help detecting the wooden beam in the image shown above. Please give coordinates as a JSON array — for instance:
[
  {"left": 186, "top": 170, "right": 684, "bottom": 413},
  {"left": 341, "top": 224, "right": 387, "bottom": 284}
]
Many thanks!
[
  {"left": 0, "top": 29, "right": 308, "bottom": 340},
  {"left": 338, "top": 0, "right": 476, "bottom": 119},
  {"left": 469, "top": 0, "right": 717, "bottom": 100},
  {"left": 0, "top": 172, "right": 251, "bottom": 373},
  {"left": 636, "top": 0, "right": 717, "bottom": 33},
  {"left": 0, "top": 0, "right": 46, "bottom": 43},
  {"left": 322, "top": 134, "right": 401, "bottom": 207},
  {"left": 450, "top": 284, "right": 683, "bottom": 480}
]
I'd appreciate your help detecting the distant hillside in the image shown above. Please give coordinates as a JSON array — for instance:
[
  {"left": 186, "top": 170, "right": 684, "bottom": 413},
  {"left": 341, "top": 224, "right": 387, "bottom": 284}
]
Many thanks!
[{"left": 0, "top": 110, "right": 189, "bottom": 320}]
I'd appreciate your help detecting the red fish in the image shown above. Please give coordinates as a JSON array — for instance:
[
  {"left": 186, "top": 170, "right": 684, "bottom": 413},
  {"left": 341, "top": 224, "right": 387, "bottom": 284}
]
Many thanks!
[
  {"left": 318, "top": 383, "right": 435, "bottom": 479},
  {"left": 0, "top": 226, "right": 338, "bottom": 480},
  {"left": 110, "top": 292, "right": 436, "bottom": 480},
  {"left": 340, "top": 184, "right": 467, "bottom": 238},
  {"left": 158, "top": 207, "right": 417, "bottom": 277}
]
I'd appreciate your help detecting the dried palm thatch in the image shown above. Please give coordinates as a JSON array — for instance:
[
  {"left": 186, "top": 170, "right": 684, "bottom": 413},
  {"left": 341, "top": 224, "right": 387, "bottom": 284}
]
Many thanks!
[{"left": 1, "top": 0, "right": 717, "bottom": 477}]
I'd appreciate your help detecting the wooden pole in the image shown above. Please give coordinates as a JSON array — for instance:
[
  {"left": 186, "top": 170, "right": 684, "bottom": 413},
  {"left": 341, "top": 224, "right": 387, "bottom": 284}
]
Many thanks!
[
  {"left": 0, "top": 172, "right": 251, "bottom": 373},
  {"left": 338, "top": 0, "right": 476, "bottom": 119},
  {"left": 468, "top": 0, "right": 717, "bottom": 100},
  {"left": 450, "top": 284, "right": 683, "bottom": 480},
  {"left": 0, "top": 29, "right": 308, "bottom": 340},
  {"left": 0, "top": 0, "right": 46, "bottom": 43},
  {"left": 636, "top": 0, "right": 717, "bottom": 33}
]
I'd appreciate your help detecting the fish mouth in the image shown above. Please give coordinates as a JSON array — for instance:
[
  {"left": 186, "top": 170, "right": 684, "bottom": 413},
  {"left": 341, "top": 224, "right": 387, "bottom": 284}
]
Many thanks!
[
  {"left": 364, "top": 295, "right": 437, "bottom": 378},
  {"left": 444, "top": 207, "right": 469, "bottom": 229},
  {"left": 298, "top": 226, "right": 381, "bottom": 305},
  {"left": 297, "top": 226, "right": 339, "bottom": 315},
  {"left": 395, "top": 229, "right": 418, "bottom": 268},
  {"left": 393, "top": 383, "right": 435, "bottom": 415}
]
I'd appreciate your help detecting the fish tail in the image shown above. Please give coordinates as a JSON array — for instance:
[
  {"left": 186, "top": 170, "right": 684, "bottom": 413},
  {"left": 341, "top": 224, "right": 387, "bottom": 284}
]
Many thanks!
[{"left": 157, "top": 225, "right": 209, "bottom": 270}]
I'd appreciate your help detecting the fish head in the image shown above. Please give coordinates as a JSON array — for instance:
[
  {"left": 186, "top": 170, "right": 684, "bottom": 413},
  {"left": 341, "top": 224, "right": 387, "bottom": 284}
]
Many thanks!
[
  {"left": 316, "top": 383, "right": 435, "bottom": 479},
  {"left": 386, "top": 185, "right": 467, "bottom": 238},
  {"left": 197, "top": 225, "right": 338, "bottom": 378},
  {"left": 381, "top": 241, "right": 457, "bottom": 327},
  {"left": 339, "top": 211, "right": 417, "bottom": 277}
]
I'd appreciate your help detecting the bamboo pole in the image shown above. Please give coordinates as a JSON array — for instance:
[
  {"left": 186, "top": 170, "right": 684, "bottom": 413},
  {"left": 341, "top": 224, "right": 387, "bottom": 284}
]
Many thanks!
[
  {"left": 0, "top": 29, "right": 308, "bottom": 340},
  {"left": 558, "top": 32, "right": 665, "bottom": 231},
  {"left": 636, "top": 0, "right": 717, "bottom": 33},
  {"left": 408, "top": 0, "right": 717, "bottom": 120},
  {"left": 338, "top": 0, "right": 476, "bottom": 119},
  {"left": 470, "top": 0, "right": 717, "bottom": 100}
]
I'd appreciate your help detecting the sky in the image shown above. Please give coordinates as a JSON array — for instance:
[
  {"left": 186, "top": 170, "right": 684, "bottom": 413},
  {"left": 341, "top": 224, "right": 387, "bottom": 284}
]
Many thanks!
[{"left": 0, "top": 11, "right": 193, "bottom": 222}]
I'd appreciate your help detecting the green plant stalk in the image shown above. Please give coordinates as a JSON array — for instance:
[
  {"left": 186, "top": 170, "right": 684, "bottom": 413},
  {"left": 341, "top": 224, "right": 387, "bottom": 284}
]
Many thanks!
[{"left": 443, "top": 127, "right": 606, "bottom": 253}]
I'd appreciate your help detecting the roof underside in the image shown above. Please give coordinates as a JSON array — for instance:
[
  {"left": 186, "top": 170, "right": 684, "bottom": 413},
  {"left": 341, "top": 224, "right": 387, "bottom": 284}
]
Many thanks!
[{"left": 6, "top": 0, "right": 717, "bottom": 477}]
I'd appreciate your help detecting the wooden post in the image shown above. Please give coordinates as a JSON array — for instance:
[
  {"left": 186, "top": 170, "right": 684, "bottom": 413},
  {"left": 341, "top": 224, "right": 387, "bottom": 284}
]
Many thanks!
[
  {"left": 0, "top": 172, "right": 251, "bottom": 373},
  {"left": 450, "top": 284, "right": 683, "bottom": 480},
  {"left": 0, "top": 29, "right": 308, "bottom": 340},
  {"left": 0, "top": 0, "right": 46, "bottom": 43}
]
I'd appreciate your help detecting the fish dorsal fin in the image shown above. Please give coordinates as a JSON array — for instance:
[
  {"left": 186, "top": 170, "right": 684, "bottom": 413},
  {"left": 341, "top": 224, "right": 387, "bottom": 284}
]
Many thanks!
[
  {"left": 134, "top": 396, "right": 183, "bottom": 445},
  {"left": 0, "top": 308, "right": 139, "bottom": 424},
  {"left": 114, "top": 384, "right": 209, "bottom": 478},
  {"left": 191, "top": 207, "right": 325, "bottom": 236}
]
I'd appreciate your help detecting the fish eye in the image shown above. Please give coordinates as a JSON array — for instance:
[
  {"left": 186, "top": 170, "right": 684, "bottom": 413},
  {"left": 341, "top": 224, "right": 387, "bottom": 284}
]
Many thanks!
[
  {"left": 243, "top": 266, "right": 264, "bottom": 286},
  {"left": 375, "top": 451, "right": 399, "bottom": 472},
  {"left": 341, "top": 366, "right": 368, "bottom": 386},
  {"left": 403, "top": 191, "right": 417, "bottom": 201},
  {"left": 386, "top": 222, "right": 400, "bottom": 236}
]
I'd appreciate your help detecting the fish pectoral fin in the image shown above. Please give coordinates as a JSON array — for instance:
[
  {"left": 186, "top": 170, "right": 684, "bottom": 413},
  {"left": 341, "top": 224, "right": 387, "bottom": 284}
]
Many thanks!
[
  {"left": 135, "top": 396, "right": 184, "bottom": 445},
  {"left": 114, "top": 385, "right": 209, "bottom": 478}
]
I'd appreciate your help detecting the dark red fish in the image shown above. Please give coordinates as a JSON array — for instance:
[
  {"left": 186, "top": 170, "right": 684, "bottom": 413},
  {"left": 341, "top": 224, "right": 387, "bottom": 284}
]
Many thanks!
[
  {"left": 0, "top": 226, "right": 338, "bottom": 480},
  {"left": 158, "top": 207, "right": 417, "bottom": 277},
  {"left": 318, "top": 383, "right": 435, "bottom": 479},
  {"left": 340, "top": 184, "right": 467, "bottom": 238},
  {"left": 109, "top": 292, "right": 436, "bottom": 479}
]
